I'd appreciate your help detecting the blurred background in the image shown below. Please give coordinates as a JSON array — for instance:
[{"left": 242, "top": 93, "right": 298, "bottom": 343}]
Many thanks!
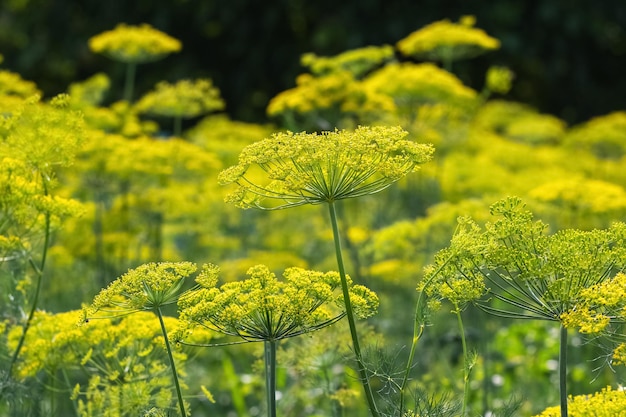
[{"left": 0, "top": 0, "right": 624, "bottom": 125}]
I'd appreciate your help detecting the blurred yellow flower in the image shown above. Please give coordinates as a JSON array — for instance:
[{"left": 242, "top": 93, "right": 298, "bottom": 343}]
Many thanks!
[
  {"left": 301, "top": 45, "right": 395, "bottom": 78},
  {"left": 397, "top": 16, "right": 499, "bottom": 66},
  {"left": 89, "top": 23, "right": 181, "bottom": 64},
  {"left": 135, "top": 79, "right": 225, "bottom": 119}
]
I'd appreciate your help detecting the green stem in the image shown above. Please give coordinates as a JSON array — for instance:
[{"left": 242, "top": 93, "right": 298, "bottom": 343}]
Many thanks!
[
  {"left": 399, "top": 255, "right": 452, "bottom": 414},
  {"left": 123, "top": 62, "right": 137, "bottom": 102},
  {"left": 399, "top": 293, "right": 426, "bottom": 414},
  {"left": 454, "top": 305, "right": 470, "bottom": 416},
  {"left": 264, "top": 340, "right": 277, "bottom": 417},
  {"left": 559, "top": 324, "right": 568, "bottom": 417},
  {"left": 8, "top": 179, "right": 51, "bottom": 377},
  {"left": 156, "top": 307, "right": 187, "bottom": 417},
  {"left": 327, "top": 201, "right": 380, "bottom": 417}
]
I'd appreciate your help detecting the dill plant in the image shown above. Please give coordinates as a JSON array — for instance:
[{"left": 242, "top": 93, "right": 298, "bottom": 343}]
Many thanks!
[
  {"left": 219, "top": 125, "right": 434, "bottom": 417},
  {"left": 0, "top": 95, "right": 85, "bottom": 389},
  {"left": 176, "top": 263, "right": 378, "bottom": 417},
  {"left": 396, "top": 15, "right": 500, "bottom": 71},
  {"left": 423, "top": 196, "right": 626, "bottom": 417},
  {"left": 85, "top": 262, "right": 198, "bottom": 417},
  {"left": 88, "top": 24, "right": 181, "bottom": 101},
  {"left": 135, "top": 79, "right": 225, "bottom": 137}
]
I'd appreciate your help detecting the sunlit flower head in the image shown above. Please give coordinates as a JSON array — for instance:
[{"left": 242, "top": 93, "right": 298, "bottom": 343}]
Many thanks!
[
  {"left": 89, "top": 23, "right": 181, "bottom": 64},
  {"left": 135, "top": 79, "right": 225, "bottom": 119},
  {"left": 532, "top": 386, "right": 626, "bottom": 417},
  {"left": 177, "top": 263, "right": 378, "bottom": 342},
  {"left": 423, "top": 197, "right": 626, "bottom": 323},
  {"left": 218, "top": 125, "right": 434, "bottom": 209},
  {"left": 1, "top": 94, "right": 85, "bottom": 173},
  {"left": 0, "top": 70, "right": 40, "bottom": 99},
  {"left": 362, "top": 62, "right": 477, "bottom": 108},
  {"left": 300, "top": 45, "right": 395, "bottom": 78},
  {"left": 563, "top": 111, "right": 626, "bottom": 160},
  {"left": 420, "top": 216, "right": 489, "bottom": 308},
  {"left": 485, "top": 66, "right": 514, "bottom": 95},
  {"left": 397, "top": 15, "right": 500, "bottom": 63},
  {"left": 87, "top": 262, "right": 198, "bottom": 316}
]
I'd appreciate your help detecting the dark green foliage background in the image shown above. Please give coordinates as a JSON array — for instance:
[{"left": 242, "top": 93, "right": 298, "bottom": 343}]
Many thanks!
[{"left": 1, "top": 0, "right": 624, "bottom": 124}]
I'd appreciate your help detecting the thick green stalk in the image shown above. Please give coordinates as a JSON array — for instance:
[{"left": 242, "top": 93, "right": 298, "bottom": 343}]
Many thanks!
[
  {"left": 123, "top": 62, "right": 137, "bottom": 102},
  {"left": 454, "top": 305, "right": 470, "bottom": 416},
  {"left": 327, "top": 201, "right": 380, "bottom": 417},
  {"left": 156, "top": 307, "right": 187, "bottom": 417},
  {"left": 8, "top": 180, "right": 51, "bottom": 377},
  {"left": 264, "top": 340, "right": 277, "bottom": 417},
  {"left": 559, "top": 324, "right": 568, "bottom": 417}
]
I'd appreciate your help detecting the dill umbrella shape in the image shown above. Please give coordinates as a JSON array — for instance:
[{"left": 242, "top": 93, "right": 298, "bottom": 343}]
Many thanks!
[
  {"left": 85, "top": 262, "right": 198, "bottom": 417},
  {"left": 422, "top": 196, "right": 626, "bottom": 417},
  {"left": 218, "top": 125, "right": 434, "bottom": 210},
  {"left": 177, "top": 264, "right": 378, "bottom": 417},
  {"left": 177, "top": 264, "right": 378, "bottom": 343}
]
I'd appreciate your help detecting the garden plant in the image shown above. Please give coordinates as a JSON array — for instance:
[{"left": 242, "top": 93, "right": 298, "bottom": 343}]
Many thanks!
[{"left": 1, "top": 16, "right": 626, "bottom": 417}]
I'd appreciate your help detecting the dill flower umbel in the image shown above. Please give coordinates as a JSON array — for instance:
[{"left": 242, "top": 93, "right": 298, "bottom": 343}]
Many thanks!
[
  {"left": 396, "top": 15, "right": 500, "bottom": 65},
  {"left": 85, "top": 262, "right": 197, "bottom": 417},
  {"left": 300, "top": 45, "right": 395, "bottom": 78},
  {"left": 532, "top": 386, "right": 626, "bottom": 417},
  {"left": 87, "top": 262, "right": 197, "bottom": 316},
  {"left": 362, "top": 62, "right": 477, "bottom": 108},
  {"left": 89, "top": 23, "right": 181, "bottom": 64},
  {"left": 135, "top": 79, "right": 225, "bottom": 120},
  {"left": 218, "top": 125, "right": 434, "bottom": 209},
  {"left": 177, "top": 264, "right": 378, "bottom": 342}
]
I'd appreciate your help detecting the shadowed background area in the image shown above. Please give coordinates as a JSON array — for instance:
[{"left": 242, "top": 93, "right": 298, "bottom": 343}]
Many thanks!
[{"left": 0, "top": 0, "right": 624, "bottom": 124}]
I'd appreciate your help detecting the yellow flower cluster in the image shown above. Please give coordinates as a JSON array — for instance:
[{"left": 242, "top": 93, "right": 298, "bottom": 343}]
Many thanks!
[
  {"left": 564, "top": 111, "right": 626, "bottom": 160},
  {"left": 7, "top": 309, "right": 181, "bottom": 386},
  {"left": 612, "top": 343, "right": 626, "bottom": 365},
  {"left": 135, "top": 79, "right": 225, "bottom": 119},
  {"left": 423, "top": 197, "right": 626, "bottom": 322},
  {"left": 362, "top": 62, "right": 477, "bottom": 108},
  {"left": 218, "top": 125, "right": 434, "bottom": 209},
  {"left": 267, "top": 71, "right": 395, "bottom": 116},
  {"left": 68, "top": 73, "right": 111, "bottom": 107},
  {"left": 560, "top": 272, "right": 626, "bottom": 334},
  {"left": 532, "top": 386, "right": 626, "bottom": 417},
  {"left": 420, "top": 216, "right": 488, "bottom": 307},
  {"left": 485, "top": 66, "right": 514, "bottom": 95},
  {"left": 88, "top": 262, "right": 197, "bottom": 314},
  {"left": 177, "top": 263, "right": 378, "bottom": 342},
  {"left": 301, "top": 45, "right": 395, "bottom": 77},
  {"left": 396, "top": 15, "right": 500, "bottom": 62},
  {"left": 529, "top": 178, "right": 626, "bottom": 215},
  {"left": 1, "top": 95, "right": 85, "bottom": 172},
  {"left": 0, "top": 70, "right": 40, "bottom": 99},
  {"left": 89, "top": 23, "right": 181, "bottom": 64}
]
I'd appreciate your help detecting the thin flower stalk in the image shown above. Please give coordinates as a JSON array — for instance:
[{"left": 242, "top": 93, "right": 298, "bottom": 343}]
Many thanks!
[{"left": 328, "top": 200, "right": 378, "bottom": 416}]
